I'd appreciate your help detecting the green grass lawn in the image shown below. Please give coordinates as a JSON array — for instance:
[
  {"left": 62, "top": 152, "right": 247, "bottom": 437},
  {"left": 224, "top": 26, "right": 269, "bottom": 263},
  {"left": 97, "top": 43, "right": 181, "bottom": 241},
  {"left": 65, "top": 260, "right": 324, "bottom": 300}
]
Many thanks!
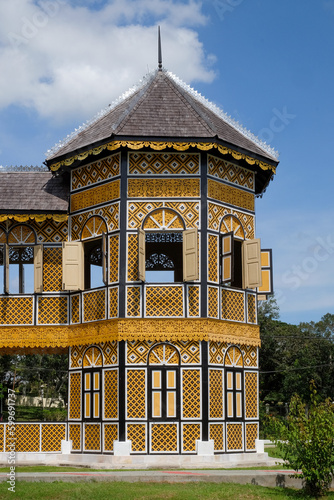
[{"left": 1, "top": 480, "right": 333, "bottom": 500}]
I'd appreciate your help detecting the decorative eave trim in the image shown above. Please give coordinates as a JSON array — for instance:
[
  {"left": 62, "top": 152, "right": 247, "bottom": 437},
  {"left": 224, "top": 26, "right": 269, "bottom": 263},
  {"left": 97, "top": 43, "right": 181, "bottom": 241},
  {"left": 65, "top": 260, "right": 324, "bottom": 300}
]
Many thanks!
[
  {"left": 0, "top": 318, "right": 260, "bottom": 349},
  {"left": 0, "top": 214, "right": 68, "bottom": 223},
  {"left": 49, "top": 140, "right": 277, "bottom": 176}
]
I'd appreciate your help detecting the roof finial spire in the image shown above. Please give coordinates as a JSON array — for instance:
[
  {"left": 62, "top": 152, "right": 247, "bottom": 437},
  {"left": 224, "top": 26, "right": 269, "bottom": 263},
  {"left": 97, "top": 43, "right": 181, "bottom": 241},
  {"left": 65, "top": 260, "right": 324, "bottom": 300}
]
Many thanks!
[{"left": 158, "top": 26, "right": 162, "bottom": 71}]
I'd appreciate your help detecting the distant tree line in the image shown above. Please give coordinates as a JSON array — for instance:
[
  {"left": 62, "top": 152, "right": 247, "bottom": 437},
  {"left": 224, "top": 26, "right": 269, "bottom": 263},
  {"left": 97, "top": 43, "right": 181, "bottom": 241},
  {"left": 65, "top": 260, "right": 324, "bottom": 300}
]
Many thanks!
[{"left": 259, "top": 297, "right": 334, "bottom": 404}]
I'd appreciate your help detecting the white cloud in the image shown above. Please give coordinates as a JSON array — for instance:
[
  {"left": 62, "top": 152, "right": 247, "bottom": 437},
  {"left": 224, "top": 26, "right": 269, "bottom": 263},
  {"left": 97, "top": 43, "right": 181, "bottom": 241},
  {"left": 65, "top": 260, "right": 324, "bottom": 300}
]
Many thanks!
[{"left": 0, "top": 0, "right": 215, "bottom": 124}]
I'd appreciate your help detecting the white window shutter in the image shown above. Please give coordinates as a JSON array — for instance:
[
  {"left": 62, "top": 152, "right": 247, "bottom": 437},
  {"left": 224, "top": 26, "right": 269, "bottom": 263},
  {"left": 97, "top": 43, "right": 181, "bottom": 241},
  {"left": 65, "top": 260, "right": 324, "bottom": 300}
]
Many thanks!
[
  {"left": 138, "top": 228, "right": 145, "bottom": 281},
  {"left": 242, "top": 238, "right": 262, "bottom": 289},
  {"left": 183, "top": 228, "right": 199, "bottom": 281},
  {"left": 62, "top": 241, "right": 84, "bottom": 291},
  {"left": 221, "top": 232, "right": 233, "bottom": 283},
  {"left": 34, "top": 245, "right": 43, "bottom": 293},
  {"left": 102, "top": 233, "right": 108, "bottom": 285}
]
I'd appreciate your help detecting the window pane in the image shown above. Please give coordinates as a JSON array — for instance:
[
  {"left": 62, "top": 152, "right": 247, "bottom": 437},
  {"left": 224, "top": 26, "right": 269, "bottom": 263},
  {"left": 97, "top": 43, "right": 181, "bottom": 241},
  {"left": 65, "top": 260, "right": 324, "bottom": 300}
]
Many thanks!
[
  {"left": 152, "top": 392, "right": 161, "bottom": 418},
  {"left": 236, "top": 372, "right": 242, "bottom": 391},
  {"left": 85, "top": 373, "right": 91, "bottom": 391},
  {"left": 9, "top": 264, "right": 20, "bottom": 294},
  {"left": 236, "top": 393, "right": 242, "bottom": 418},
  {"left": 85, "top": 393, "right": 91, "bottom": 418},
  {"left": 227, "top": 392, "right": 233, "bottom": 418},
  {"left": 167, "top": 391, "right": 176, "bottom": 417},
  {"left": 90, "top": 263, "right": 104, "bottom": 288},
  {"left": 94, "top": 393, "right": 99, "bottom": 418},
  {"left": 167, "top": 371, "right": 176, "bottom": 389},
  {"left": 145, "top": 270, "right": 174, "bottom": 283},
  {"left": 23, "top": 263, "right": 34, "bottom": 294},
  {"left": 152, "top": 371, "right": 161, "bottom": 389}
]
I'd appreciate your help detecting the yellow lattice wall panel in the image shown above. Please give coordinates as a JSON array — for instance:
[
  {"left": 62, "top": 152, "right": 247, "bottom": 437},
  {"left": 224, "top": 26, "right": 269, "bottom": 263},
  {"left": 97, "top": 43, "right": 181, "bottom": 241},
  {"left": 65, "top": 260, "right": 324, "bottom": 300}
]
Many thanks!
[
  {"left": 145, "top": 286, "right": 184, "bottom": 317},
  {"left": 70, "top": 345, "right": 86, "bottom": 369},
  {"left": 102, "top": 340, "right": 118, "bottom": 365},
  {"left": 246, "top": 423, "right": 258, "bottom": 450},
  {"left": 104, "top": 424, "right": 118, "bottom": 452},
  {"left": 176, "top": 340, "right": 200, "bottom": 364},
  {"left": 127, "top": 369, "right": 146, "bottom": 419},
  {"left": 104, "top": 369, "right": 118, "bottom": 419},
  {"left": 0, "top": 297, "right": 33, "bottom": 325},
  {"left": 210, "top": 423, "right": 224, "bottom": 451},
  {"left": 71, "top": 154, "right": 120, "bottom": 191},
  {"left": 182, "top": 423, "right": 201, "bottom": 453},
  {"left": 242, "top": 346, "right": 258, "bottom": 368},
  {"left": 71, "top": 202, "right": 119, "bottom": 240},
  {"left": 208, "top": 203, "right": 254, "bottom": 238},
  {"left": 0, "top": 424, "right": 4, "bottom": 452},
  {"left": 182, "top": 369, "right": 201, "bottom": 419},
  {"left": 41, "top": 424, "right": 66, "bottom": 452},
  {"left": 208, "top": 287, "right": 219, "bottom": 319},
  {"left": 188, "top": 286, "right": 200, "bottom": 317},
  {"left": 43, "top": 247, "right": 62, "bottom": 291},
  {"left": 151, "top": 423, "right": 178, "bottom": 453},
  {"left": 109, "top": 287, "right": 118, "bottom": 318},
  {"left": 128, "top": 178, "right": 200, "bottom": 198},
  {"left": 221, "top": 289, "right": 245, "bottom": 322},
  {"left": 127, "top": 286, "right": 141, "bottom": 317},
  {"left": 69, "top": 423, "right": 81, "bottom": 451},
  {"left": 247, "top": 294, "right": 257, "bottom": 324},
  {"left": 34, "top": 219, "right": 68, "bottom": 243},
  {"left": 83, "top": 289, "right": 106, "bottom": 322},
  {"left": 84, "top": 423, "right": 101, "bottom": 451},
  {"left": 209, "top": 341, "right": 228, "bottom": 365},
  {"left": 227, "top": 423, "right": 243, "bottom": 451},
  {"left": 6, "top": 424, "right": 40, "bottom": 452},
  {"left": 127, "top": 233, "right": 139, "bottom": 282},
  {"left": 208, "top": 155, "right": 254, "bottom": 190},
  {"left": 208, "top": 179, "right": 254, "bottom": 211},
  {"left": 109, "top": 234, "right": 119, "bottom": 283},
  {"left": 209, "top": 369, "right": 223, "bottom": 419},
  {"left": 245, "top": 372, "right": 258, "bottom": 419},
  {"left": 127, "top": 340, "right": 153, "bottom": 364},
  {"left": 71, "top": 179, "right": 120, "bottom": 212},
  {"left": 38, "top": 296, "right": 68, "bottom": 324},
  {"left": 165, "top": 201, "right": 200, "bottom": 229},
  {"left": 69, "top": 372, "right": 81, "bottom": 420},
  {"left": 208, "top": 234, "right": 218, "bottom": 283},
  {"left": 71, "top": 295, "right": 80, "bottom": 324},
  {"left": 129, "top": 152, "right": 200, "bottom": 175},
  {"left": 127, "top": 423, "right": 146, "bottom": 453}
]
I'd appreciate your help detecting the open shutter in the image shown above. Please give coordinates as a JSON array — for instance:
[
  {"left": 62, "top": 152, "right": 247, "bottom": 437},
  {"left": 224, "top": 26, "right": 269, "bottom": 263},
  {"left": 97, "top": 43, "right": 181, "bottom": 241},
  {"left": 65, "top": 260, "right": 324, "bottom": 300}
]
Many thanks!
[
  {"left": 138, "top": 228, "right": 145, "bottom": 281},
  {"left": 4, "top": 244, "right": 9, "bottom": 294},
  {"left": 34, "top": 244, "right": 43, "bottom": 293},
  {"left": 221, "top": 232, "right": 233, "bottom": 283},
  {"left": 183, "top": 228, "right": 199, "bottom": 281},
  {"left": 62, "top": 241, "right": 84, "bottom": 291},
  {"left": 242, "top": 238, "right": 262, "bottom": 289},
  {"left": 102, "top": 233, "right": 108, "bottom": 285},
  {"left": 257, "top": 249, "right": 273, "bottom": 299}
]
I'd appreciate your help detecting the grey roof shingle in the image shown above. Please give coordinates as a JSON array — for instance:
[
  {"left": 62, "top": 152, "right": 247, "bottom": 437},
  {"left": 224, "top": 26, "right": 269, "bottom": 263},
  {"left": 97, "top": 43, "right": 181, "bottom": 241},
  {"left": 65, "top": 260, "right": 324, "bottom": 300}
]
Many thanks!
[
  {"left": 0, "top": 172, "right": 69, "bottom": 212},
  {"left": 47, "top": 71, "right": 278, "bottom": 163}
]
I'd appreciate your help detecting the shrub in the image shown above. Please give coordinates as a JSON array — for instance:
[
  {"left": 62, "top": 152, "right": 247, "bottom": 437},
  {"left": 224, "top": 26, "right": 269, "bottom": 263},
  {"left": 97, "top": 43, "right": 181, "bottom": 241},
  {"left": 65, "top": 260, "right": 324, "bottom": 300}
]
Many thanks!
[{"left": 273, "top": 382, "right": 334, "bottom": 497}]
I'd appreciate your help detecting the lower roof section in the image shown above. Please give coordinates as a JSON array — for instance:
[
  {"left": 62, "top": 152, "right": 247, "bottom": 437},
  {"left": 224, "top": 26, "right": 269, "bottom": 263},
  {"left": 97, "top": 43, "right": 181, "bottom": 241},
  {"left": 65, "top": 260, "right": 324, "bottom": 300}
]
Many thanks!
[{"left": 0, "top": 318, "right": 260, "bottom": 352}]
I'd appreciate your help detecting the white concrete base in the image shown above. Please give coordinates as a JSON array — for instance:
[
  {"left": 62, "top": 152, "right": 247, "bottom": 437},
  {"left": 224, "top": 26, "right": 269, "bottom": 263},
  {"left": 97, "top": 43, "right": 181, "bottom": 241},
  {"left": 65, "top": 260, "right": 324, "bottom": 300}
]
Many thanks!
[
  {"left": 61, "top": 440, "right": 72, "bottom": 454},
  {"left": 113, "top": 440, "right": 131, "bottom": 456},
  {"left": 255, "top": 439, "right": 264, "bottom": 453},
  {"left": 0, "top": 451, "right": 278, "bottom": 469},
  {"left": 196, "top": 440, "right": 214, "bottom": 456}
]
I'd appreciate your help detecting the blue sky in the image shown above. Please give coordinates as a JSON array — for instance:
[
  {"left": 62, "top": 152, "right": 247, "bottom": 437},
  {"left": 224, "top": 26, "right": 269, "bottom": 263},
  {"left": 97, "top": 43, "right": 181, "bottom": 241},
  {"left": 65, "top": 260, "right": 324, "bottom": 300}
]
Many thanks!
[{"left": 0, "top": 0, "right": 334, "bottom": 325}]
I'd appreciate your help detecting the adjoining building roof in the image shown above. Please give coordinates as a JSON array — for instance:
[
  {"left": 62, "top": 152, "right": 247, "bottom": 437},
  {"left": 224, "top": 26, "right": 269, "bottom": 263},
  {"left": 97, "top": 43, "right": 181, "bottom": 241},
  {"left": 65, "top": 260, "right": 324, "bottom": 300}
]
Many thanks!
[
  {"left": 0, "top": 171, "right": 69, "bottom": 213},
  {"left": 46, "top": 70, "right": 279, "bottom": 165}
]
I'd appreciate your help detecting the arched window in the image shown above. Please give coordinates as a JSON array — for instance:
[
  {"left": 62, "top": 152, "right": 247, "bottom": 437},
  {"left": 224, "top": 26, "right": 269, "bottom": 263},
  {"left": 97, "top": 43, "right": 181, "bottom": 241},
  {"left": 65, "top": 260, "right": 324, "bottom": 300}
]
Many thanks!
[
  {"left": 82, "top": 346, "right": 103, "bottom": 421},
  {"left": 148, "top": 343, "right": 180, "bottom": 420},
  {"left": 6, "top": 225, "right": 38, "bottom": 294},
  {"left": 138, "top": 208, "right": 198, "bottom": 283},
  {"left": 220, "top": 214, "right": 262, "bottom": 289},
  {"left": 224, "top": 346, "right": 244, "bottom": 421}
]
